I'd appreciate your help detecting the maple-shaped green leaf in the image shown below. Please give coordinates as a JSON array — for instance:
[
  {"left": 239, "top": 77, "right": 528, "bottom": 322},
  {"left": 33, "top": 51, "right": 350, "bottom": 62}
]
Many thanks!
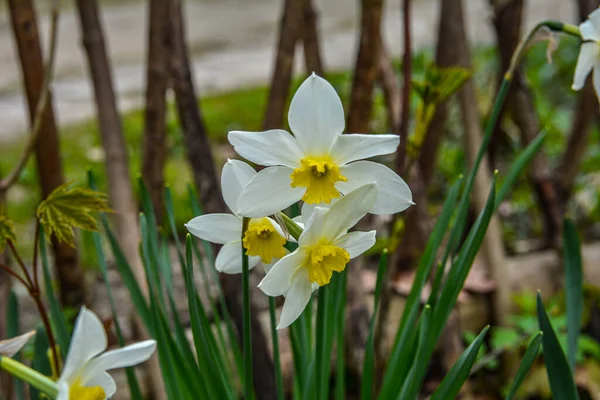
[
  {"left": 0, "top": 213, "right": 16, "bottom": 252},
  {"left": 36, "top": 183, "right": 112, "bottom": 247},
  {"left": 413, "top": 64, "right": 472, "bottom": 106}
]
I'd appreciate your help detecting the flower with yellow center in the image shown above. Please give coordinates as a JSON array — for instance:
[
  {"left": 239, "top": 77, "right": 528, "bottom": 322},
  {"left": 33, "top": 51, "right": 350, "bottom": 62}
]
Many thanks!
[
  {"left": 572, "top": 8, "right": 600, "bottom": 102},
  {"left": 228, "top": 73, "right": 413, "bottom": 218},
  {"left": 56, "top": 307, "right": 156, "bottom": 400},
  {"left": 186, "top": 159, "right": 288, "bottom": 273},
  {"left": 259, "top": 184, "right": 378, "bottom": 329}
]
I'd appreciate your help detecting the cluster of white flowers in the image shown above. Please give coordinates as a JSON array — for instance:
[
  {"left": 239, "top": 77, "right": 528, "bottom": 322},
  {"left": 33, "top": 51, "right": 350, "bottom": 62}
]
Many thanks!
[{"left": 187, "top": 74, "right": 413, "bottom": 329}]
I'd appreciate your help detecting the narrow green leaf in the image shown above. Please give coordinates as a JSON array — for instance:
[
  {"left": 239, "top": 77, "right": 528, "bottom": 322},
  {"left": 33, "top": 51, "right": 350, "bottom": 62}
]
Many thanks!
[
  {"left": 269, "top": 297, "right": 285, "bottom": 400},
  {"left": 397, "top": 306, "right": 432, "bottom": 399},
  {"left": 505, "top": 331, "right": 543, "bottom": 400},
  {"left": 430, "top": 326, "right": 490, "bottom": 400},
  {"left": 30, "top": 326, "right": 51, "bottom": 400},
  {"left": 6, "top": 291, "right": 24, "bottom": 399},
  {"left": 361, "top": 249, "right": 388, "bottom": 400},
  {"left": 537, "top": 292, "right": 579, "bottom": 400},
  {"left": 563, "top": 218, "right": 583, "bottom": 371},
  {"left": 335, "top": 270, "right": 347, "bottom": 400},
  {"left": 39, "top": 227, "right": 70, "bottom": 358}
]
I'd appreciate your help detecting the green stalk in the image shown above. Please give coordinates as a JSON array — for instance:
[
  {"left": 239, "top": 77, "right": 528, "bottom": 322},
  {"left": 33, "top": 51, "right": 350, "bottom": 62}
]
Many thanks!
[
  {"left": 0, "top": 356, "right": 58, "bottom": 398},
  {"left": 279, "top": 212, "right": 303, "bottom": 240},
  {"left": 269, "top": 297, "right": 285, "bottom": 400},
  {"left": 241, "top": 217, "right": 253, "bottom": 400}
]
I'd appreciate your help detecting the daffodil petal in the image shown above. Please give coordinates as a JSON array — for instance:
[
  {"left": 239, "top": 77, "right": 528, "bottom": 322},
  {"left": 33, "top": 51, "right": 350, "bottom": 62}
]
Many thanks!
[
  {"left": 57, "top": 382, "right": 69, "bottom": 400},
  {"left": 320, "top": 183, "right": 377, "bottom": 240},
  {"left": 288, "top": 73, "right": 345, "bottom": 154},
  {"left": 581, "top": 9, "right": 600, "bottom": 41},
  {"left": 337, "top": 161, "right": 413, "bottom": 215},
  {"left": 80, "top": 340, "right": 156, "bottom": 387},
  {"left": 221, "top": 159, "right": 257, "bottom": 215},
  {"left": 278, "top": 268, "right": 313, "bottom": 329},
  {"left": 298, "top": 206, "right": 330, "bottom": 247},
  {"left": 594, "top": 61, "right": 600, "bottom": 103},
  {"left": 86, "top": 372, "right": 117, "bottom": 398},
  {"left": 258, "top": 249, "right": 306, "bottom": 297},
  {"left": 0, "top": 331, "right": 35, "bottom": 357},
  {"left": 333, "top": 231, "right": 377, "bottom": 258},
  {"left": 228, "top": 129, "right": 304, "bottom": 168},
  {"left": 216, "top": 241, "right": 261, "bottom": 273},
  {"left": 61, "top": 306, "right": 108, "bottom": 384},
  {"left": 329, "top": 134, "right": 399, "bottom": 165},
  {"left": 236, "top": 166, "right": 304, "bottom": 218},
  {"left": 185, "top": 214, "right": 242, "bottom": 244},
  {"left": 572, "top": 42, "right": 598, "bottom": 90}
]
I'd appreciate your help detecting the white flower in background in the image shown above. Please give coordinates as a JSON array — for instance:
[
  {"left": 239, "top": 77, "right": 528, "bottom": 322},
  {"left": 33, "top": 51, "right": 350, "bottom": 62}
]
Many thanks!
[
  {"left": 0, "top": 331, "right": 35, "bottom": 357},
  {"left": 572, "top": 8, "right": 600, "bottom": 101},
  {"left": 259, "top": 184, "right": 378, "bottom": 329},
  {"left": 57, "top": 307, "right": 156, "bottom": 400},
  {"left": 186, "top": 159, "right": 288, "bottom": 273},
  {"left": 228, "top": 73, "right": 413, "bottom": 218}
]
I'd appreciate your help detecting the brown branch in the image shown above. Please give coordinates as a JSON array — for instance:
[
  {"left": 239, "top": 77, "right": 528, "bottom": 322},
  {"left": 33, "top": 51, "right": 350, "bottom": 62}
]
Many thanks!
[
  {"left": 7, "top": 241, "right": 34, "bottom": 289},
  {"left": 395, "top": 0, "right": 412, "bottom": 175},
  {"left": 378, "top": 36, "right": 401, "bottom": 133},
  {"left": 0, "top": 263, "right": 31, "bottom": 290},
  {"left": 32, "top": 220, "right": 41, "bottom": 290},
  {"left": 0, "top": 0, "right": 60, "bottom": 193}
]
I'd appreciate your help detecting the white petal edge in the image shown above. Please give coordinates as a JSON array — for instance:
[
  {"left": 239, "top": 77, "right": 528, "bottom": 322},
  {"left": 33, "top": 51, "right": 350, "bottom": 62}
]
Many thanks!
[
  {"left": 60, "top": 307, "right": 108, "bottom": 384},
  {"left": 228, "top": 130, "right": 304, "bottom": 168},
  {"left": 86, "top": 372, "right": 117, "bottom": 398},
  {"left": 572, "top": 42, "right": 598, "bottom": 90},
  {"left": 594, "top": 60, "right": 600, "bottom": 104},
  {"left": 333, "top": 231, "right": 377, "bottom": 259},
  {"left": 216, "top": 241, "right": 261, "bottom": 273},
  {"left": 258, "top": 249, "right": 306, "bottom": 297},
  {"left": 0, "top": 331, "right": 35, "bottom": 357},
  {"left": 581, "top": 9, "right": 600, "bottom": 41},
  {"left": 185, "top": 214, "right": 242, "bottom": 244},
  {"left": 329, "top": 134, "right": 400, "bottom": 165},
  {"left": 321, "top": 183, "right": 378, "bottom": 241},
  {"left": 236, "top": 166, "right": 304, "bottom": 218},
  {"left": 277, "top": 268, "right": 313, "bottom": 329},
  {"left": 57, "top": 382, "right": 69, "bottom": 400},
  {"left": 288, "top": 73, "right": 345, "bottom": 155},
  {"left": 221, "top": 159, "right": 257, "bottom": 215},
  {"left": 298, "top": 207, "right": 329, "bottom": 247},
  {"left": 80, "top": 340, "right": 157, "bottom": 386},
  {"left": 337, "top": 161, "right": 413, "bottom": 215}
]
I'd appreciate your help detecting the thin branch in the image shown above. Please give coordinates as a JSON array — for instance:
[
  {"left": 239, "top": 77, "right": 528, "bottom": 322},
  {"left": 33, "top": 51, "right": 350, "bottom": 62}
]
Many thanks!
[
  {"left": 7, "top": 241, "right": 34, "bottom": 289},
  {"left": 396, "top": 0, "right": 412, "bottom": 175},
  {"left": 32, "top": 220, "right": 41, "bottom": 289},
  {"left": 0, "top": 1, "right": 61, "bottom": 192},
  {"left": 0, "top": 262, "right": 31, "bottom": 290}
]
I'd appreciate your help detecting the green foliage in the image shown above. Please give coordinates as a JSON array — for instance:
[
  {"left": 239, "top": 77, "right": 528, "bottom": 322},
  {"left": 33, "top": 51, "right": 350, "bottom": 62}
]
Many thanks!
[
  {"left": 36, "top": 183, "right": 111, "bottom": 246},
  {"left": 0, "top": 212, "right": 16, "bottom": 252}
]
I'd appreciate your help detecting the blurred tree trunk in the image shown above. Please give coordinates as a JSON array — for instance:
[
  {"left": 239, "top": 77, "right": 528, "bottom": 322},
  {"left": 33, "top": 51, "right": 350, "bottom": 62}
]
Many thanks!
[
  {"left": 490, "top": 0, "right": 562, "bottom": 249},
  {"left": 7, "top": 0, "right": 84, "bottom": 309},
  {"left": 556, "top": 0, "right": 599, "bottom": 204},
  {"left": 302, "top": 0, "right": 324, "bottom": 76},
  {"left": 142, "top": 0, "right": 173, "bottom": 222},
  {"left": 263, "top": 0, "right": 304, "bottom": 130},
  {"left": 378, "top": 37, "right": 401, "bottom": 132},
  {"left": 169, "top": 2, "right": 276, "bottom": 398},
  {"left": 347, "top": 0, "right": 383, "bottom": 133},
  {"left": 0, "top": 183, "right": 12, "bottom": 399}
]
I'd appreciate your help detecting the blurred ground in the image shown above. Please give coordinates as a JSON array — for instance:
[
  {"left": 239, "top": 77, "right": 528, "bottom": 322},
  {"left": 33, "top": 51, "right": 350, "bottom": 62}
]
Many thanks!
[{"left": 0, "top": 0, "right": 575, "bottom": 142}]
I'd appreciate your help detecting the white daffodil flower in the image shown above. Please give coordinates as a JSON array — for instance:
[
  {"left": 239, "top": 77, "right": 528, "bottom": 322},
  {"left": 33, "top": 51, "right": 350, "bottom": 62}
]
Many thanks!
[
  {"left": 0, "top": 331, "right": 35, "bottom": 357},
  {"left": 228, "top": 73, "right": 413, "bottom": 218},
  {"left": 572, "top": 8, "right": 600, "bottom": 101},
  {"left": 259, "top": 184, "right": 378, "bottom": 329},
  {"left": 186, "top": 159, "right": 289, "bottom": 273},
  {"left": 57, "top": 307, "right": 156, "bottom": 400}
]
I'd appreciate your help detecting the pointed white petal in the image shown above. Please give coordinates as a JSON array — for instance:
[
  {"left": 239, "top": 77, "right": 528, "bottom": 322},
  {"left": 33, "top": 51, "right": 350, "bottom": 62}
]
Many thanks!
[
  {"left": 236, "top": 166, "right": 304, "bottom": 217},
  {"left": 572, "top": 43, "right": 598, "bottom": 90},
  {"left": 228, "top": 130, "right": 304, "bottom": 168},
  {"left": 333, "top": 231, "right": 377, "bottom": 259},
  {"left": 80, "top": 341, "right": 157, "bottom": 386},
  {"left": 594, "top": 61, "right": 600, "bottom": 104},
  {"left": 321, "top": 184, "right": 377, "bottom": 240},
  {"left": 277, "top": 268, "right": 313, "bottom": 329},
  {"left": 221, "top": 159, "right": 257, "bottom": 215},
  {"left": 0, "top": 331, "right": 35, "bottom": 357},
  {"left": 298, "top": 207, "right": 328, "bottom": 246},
  {"left": 258, "top": 249, "right": 306, "bottom": 297},
  {"left": 185, "top": 214, "right": 241, "bottom": 244},
  {"left": 216, "top": 241, "right": 261, "bottom": 273},
  {"left": 56, "top": 382, "right": 69, "bottom": 400},
  {"left": 86, "top": 372, "right": 117, "bottom": 398},
  {"left": 337, "top": 161, "right": 413, "bottom": 215},
  {"left": 61, "top": 307, "right": 108, "bottom": 384},
  {"left": 288, "top": 74, "right": 344, "bottom": 154},
  {"left": 581, "top": 9, "right": 600, "bottom": 40},
  {"left": 330, "top": 134, "right": 399, "bottom": 165}
]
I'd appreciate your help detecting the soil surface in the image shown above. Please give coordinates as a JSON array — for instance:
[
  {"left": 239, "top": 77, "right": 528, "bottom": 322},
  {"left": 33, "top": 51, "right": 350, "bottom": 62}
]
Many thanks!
[{"left": 0, "top": 0, "right": 576, "bottom": 141}]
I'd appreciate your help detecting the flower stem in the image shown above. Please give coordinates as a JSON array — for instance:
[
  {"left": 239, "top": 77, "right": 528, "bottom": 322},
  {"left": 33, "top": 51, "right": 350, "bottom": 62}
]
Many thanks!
[
  {"left": 268, "top": 297, "right": 285, "bottom": 400},
  {"left": 0, "top": 356, "right": 59, "bottom": 398},
  {"left": 278, "top": 212, "right": 303, "bottom": 240},
  {"left": 241, "top": 217, "right": 253, "bottom": 400}
]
